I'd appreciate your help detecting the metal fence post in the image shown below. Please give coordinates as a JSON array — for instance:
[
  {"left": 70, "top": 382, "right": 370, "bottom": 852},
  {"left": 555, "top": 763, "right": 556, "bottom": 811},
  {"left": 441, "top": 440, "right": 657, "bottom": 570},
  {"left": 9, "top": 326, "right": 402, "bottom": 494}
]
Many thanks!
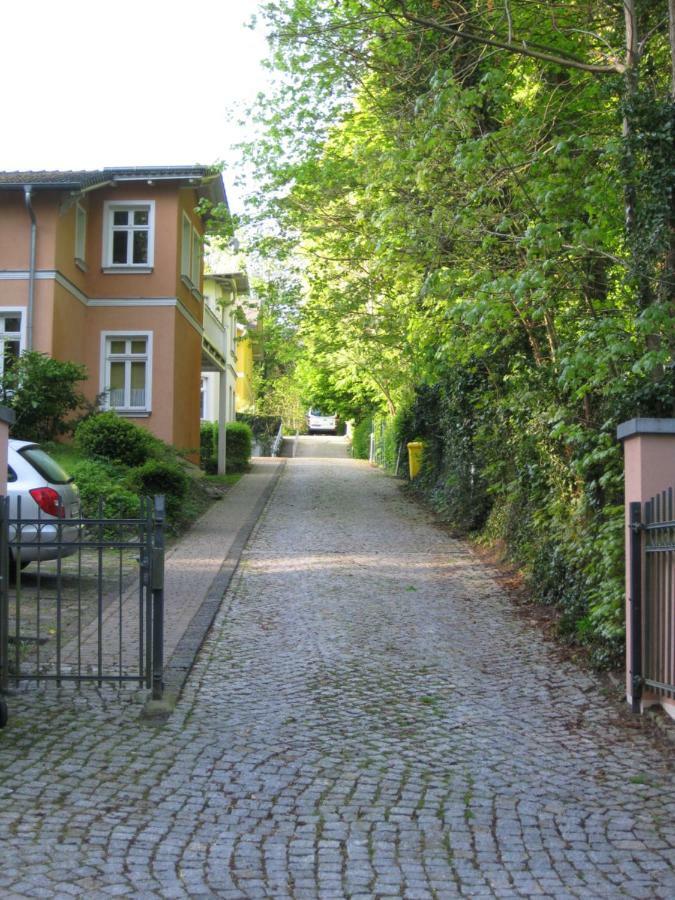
[
  {"left": 0, "top": 497, "right": 9, "bottom": 693},
  {"left": 151, "top": 495, "right": 165, "bottom": 701},
  {"left": 629, "top": 501, "right": 643, "bottom": 713}
]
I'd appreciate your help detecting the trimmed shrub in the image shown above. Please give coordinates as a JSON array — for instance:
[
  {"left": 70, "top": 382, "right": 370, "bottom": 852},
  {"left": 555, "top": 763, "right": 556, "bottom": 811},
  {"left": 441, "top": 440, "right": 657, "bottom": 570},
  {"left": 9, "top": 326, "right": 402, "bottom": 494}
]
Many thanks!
[
  {"left": 200, "top": 421, "right": 218, "bottom": 473},
  {"left": 75, "top": 411, "right": 156, "bottom": 467},
  {"left": 127, "top": 459, "right": 189, "bottom": 516},
  {"left": 226, "top": 422, "right": 253, "bottom": 473},
  {"left": 199, "top": 420, "right": 253, "bottom": 473}
]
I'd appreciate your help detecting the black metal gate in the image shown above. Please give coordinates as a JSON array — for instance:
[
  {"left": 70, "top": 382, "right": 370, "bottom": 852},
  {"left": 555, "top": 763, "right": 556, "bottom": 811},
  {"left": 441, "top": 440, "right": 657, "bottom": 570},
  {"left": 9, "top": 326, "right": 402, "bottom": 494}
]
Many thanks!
[
  {"left": 0, "top": 495, "right": 165, "bottom": 701},
  {"left": 629, "top": 491, "right": 675, "bottom": 711}
]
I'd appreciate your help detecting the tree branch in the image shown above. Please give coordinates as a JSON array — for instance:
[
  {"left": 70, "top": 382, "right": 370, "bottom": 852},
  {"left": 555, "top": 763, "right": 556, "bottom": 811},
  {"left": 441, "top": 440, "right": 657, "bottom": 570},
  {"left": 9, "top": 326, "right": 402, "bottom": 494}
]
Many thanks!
[{"left": 389, "top": 4, "right": 625, "bottom": 74}]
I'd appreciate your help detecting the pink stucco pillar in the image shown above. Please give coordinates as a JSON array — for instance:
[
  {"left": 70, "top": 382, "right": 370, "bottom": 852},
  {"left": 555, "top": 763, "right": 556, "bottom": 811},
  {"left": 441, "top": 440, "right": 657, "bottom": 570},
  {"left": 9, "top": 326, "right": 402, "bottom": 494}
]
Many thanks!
[
  {"left": 618, "top": 418, "right": 675, "bottom": 718},
  {"left": 0, "top": 407, "right": 14, "bottom": 496}
]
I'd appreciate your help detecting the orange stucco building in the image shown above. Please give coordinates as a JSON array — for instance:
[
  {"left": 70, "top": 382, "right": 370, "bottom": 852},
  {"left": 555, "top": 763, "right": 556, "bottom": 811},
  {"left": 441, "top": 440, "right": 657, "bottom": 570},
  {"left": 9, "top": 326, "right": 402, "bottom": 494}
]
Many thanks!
[{"left": 0, "top": 167, "right": 227, "bottom": 458}]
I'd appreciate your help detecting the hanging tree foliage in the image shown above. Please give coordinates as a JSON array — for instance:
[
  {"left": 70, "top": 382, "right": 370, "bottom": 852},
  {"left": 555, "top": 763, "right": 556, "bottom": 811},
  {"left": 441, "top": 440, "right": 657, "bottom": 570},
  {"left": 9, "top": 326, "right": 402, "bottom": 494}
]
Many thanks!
[{"left": 242, "top": 0, "right": 675, "bottom": 663}]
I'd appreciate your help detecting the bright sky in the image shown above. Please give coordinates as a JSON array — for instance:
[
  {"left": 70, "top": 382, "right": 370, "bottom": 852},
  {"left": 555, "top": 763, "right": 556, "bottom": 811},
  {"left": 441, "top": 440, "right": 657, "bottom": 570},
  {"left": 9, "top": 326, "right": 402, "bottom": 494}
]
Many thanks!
[{"left": 0, "top": 0, "right": 270, "bottom": 212}]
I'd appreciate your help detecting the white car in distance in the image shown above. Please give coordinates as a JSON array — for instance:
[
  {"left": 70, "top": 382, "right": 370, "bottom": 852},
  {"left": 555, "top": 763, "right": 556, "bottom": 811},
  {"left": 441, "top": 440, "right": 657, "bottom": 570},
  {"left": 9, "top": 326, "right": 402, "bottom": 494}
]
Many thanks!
[{"left": 307, "top": 408, "right": 338, "bottom": 434}]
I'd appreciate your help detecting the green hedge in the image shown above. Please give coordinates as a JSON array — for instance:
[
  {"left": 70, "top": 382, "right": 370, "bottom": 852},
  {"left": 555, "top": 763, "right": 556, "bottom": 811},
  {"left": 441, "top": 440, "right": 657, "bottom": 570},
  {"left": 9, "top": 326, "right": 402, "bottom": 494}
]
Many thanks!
[
  {"left": 200, "top": 422, "right": 218, "bottom": 473},
  {"left": 351, "top": 418, "right": 372, "bottom": 459},
  {"left": 394, "top": 366, "right": 625, "bottom": 668},
  {"left": 200, "top": 421, "right": 253, "bottom": 473},
  {"left": 225, "top": 422, "right": 253, "bottom": 473}
]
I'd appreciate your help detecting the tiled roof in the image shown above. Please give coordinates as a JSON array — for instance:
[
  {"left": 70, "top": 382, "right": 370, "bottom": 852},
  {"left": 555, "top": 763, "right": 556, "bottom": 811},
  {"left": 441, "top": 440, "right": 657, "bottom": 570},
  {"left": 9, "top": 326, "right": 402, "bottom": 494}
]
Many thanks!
[
  {"left": 0, "top": 165, "right": 220, "bottom": 189},
  {"left": 103, "top": 166, "right": 213, "bottom": 179},
  {"left": 0, "top": 165, "right": 227, "bottom": 207},
  {"left": 0, "top": 170, "right": 102, "bottom": 188}
]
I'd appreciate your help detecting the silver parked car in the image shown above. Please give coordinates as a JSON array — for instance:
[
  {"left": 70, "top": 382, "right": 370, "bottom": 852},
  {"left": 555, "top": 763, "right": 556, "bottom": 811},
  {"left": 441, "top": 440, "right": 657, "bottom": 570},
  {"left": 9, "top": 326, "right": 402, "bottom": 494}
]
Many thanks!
[{"left": 7, "top": 439, "right": 80, "bottom": 573}]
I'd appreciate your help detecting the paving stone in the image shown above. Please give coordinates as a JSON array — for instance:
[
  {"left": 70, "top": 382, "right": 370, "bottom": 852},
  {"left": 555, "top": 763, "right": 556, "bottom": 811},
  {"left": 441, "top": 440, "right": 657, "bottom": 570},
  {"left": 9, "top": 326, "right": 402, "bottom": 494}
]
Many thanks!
[{"left": 0, "top": 454, "right": 674, "bottom": 898}]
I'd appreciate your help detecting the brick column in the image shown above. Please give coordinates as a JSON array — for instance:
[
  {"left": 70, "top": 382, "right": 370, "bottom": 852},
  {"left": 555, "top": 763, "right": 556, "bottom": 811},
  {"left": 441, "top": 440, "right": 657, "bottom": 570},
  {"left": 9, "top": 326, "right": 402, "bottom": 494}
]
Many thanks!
[
  {"left": 618, "top": 418, "right": 675, "bottom": 717},
  {"left": 0, "top": 406, "right": 14, "bottom": 496}
]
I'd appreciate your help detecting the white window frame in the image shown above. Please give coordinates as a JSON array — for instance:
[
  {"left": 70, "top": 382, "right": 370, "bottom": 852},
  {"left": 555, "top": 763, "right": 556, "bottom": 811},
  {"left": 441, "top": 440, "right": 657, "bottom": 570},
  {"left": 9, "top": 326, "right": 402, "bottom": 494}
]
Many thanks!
[
  {"left": 100, "top": 330, "right": 153, "bottom": 415},
  {"left": 74, "top": 203, "right": 87, "bottom": 268},
  {"left": 0, "top": 309, "right": 25, "bottom": 377},
  {"left": 181, "top": 213, "right": 192, "bottom": 279},
  {"left": 102, "top": 201, "right": 155, "bottom": 272},
  {"left": 180, "top": 212, "right": 203, "bottom": 294},
  {"left": 200, "top": 376, "right": 209, "bottom": 421},
  {"left": 191, "top": 229, "right": 201, "bottom": 287}
]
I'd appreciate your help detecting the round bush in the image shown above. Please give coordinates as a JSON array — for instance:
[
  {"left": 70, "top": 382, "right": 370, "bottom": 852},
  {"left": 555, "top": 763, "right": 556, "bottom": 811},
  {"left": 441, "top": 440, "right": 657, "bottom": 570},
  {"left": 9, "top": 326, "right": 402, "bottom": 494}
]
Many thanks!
[
  {"left": 127, "top": 460, "right": 189, "bottom": 512},
  {"left": 75, "top": 412, "right": 156, "bottom": 467}
]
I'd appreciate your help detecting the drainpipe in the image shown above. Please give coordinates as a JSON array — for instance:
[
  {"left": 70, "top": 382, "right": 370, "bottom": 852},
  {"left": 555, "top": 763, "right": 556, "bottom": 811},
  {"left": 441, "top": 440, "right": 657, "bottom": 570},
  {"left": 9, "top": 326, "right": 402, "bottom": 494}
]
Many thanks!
[{"left": 24, "top": 186, "right": 36, "bottom": 351}]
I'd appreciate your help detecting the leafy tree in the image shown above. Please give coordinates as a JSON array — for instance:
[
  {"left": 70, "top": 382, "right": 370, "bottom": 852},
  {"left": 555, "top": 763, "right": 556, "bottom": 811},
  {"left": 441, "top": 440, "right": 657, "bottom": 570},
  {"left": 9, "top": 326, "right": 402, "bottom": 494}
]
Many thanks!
[
  {"left": 238, "top": 0, "right": 675, "bottom": 660},
  {"left": 0, "top": 351, "right": 92, "bottom": 443}
]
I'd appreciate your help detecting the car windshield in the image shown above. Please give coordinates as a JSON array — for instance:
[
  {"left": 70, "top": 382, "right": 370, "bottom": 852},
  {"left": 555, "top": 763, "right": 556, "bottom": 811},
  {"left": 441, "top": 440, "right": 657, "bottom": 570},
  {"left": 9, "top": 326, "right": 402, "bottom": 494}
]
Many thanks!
[
  {"left": 310, "top": 409, "right": 332, "bottom": 417},
  {"left": 19, "top": 446, "right": 73, "bottom": 485}
]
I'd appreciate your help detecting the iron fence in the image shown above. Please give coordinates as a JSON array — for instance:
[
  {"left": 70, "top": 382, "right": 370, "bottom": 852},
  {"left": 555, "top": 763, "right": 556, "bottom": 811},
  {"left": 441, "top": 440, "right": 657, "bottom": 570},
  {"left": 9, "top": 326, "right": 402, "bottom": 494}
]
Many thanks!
[
  {"left": 630, "top": 491, "right": 675, "bottom": 711},
  {"left": 0, "top": 495, "right": 165, "bottom": 701}
]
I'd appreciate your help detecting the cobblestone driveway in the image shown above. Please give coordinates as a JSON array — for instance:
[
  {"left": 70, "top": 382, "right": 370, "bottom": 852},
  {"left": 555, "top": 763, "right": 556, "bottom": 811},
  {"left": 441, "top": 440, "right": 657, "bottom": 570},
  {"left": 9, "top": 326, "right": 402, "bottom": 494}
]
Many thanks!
[{"left": 0, "top": 456, "right": 674, "bottom": 899}]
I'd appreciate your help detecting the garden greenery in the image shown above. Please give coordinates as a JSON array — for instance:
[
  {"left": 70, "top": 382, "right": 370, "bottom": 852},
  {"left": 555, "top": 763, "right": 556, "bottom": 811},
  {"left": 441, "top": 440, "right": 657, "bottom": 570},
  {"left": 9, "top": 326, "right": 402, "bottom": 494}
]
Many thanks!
[
  {"left": 199, "top": 421, "right": 254, "bottom": 474},
  {"left": 0, "top": 351, "right": 91, "bottom": 443},
  {"left": 75, "top": 411, "right": 158, "bottom": 467}
]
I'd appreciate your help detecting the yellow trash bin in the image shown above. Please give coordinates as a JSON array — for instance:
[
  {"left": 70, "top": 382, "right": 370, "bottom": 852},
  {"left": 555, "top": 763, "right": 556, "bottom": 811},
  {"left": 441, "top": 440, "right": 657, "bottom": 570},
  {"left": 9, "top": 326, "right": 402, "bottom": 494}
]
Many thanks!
[{"left": 407, "top": 441, "right": 424, "bottom": 479}]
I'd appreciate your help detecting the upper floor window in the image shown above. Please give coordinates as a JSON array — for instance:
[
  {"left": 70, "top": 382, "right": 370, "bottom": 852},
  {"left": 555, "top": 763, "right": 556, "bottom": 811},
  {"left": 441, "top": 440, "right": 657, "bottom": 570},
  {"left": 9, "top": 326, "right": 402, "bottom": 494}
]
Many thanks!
[
  {"left": 0, "top": 312, "right": 23, "bottom": 376},
  {"left": 180, "top": 212, "right": 202, "bottom": 292},
  {"left": 101, "top": 332, "right": 152, "bottom": 414},
  {"left": 74, "top": 203, "right": 87, "bottom": 267},
  {"left": 103, "top": 201, "right": 155, "bottom": 272}
]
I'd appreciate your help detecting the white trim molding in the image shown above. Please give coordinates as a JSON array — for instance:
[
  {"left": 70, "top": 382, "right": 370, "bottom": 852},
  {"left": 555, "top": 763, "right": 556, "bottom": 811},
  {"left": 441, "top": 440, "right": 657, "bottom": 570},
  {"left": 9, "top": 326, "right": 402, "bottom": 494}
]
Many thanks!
[
  {"left": 0, "top": 270, "right": 203, "bottom": 335},
  {"left": 89, "top": 298, "right": 202, "bottom": 335}
]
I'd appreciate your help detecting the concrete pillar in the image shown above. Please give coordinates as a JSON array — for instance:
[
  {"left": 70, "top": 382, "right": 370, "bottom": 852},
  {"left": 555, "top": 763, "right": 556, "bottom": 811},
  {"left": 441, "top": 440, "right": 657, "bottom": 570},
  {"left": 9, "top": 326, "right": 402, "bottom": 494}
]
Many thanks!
[
  {"left": 0, "top": 407, "right": 15, "bottom": 496},
  {"left": 217, "top": 371, "right": 227, "bottom": 476},
  {"left": 618, "top": 418, "right": 675, "bottom": 718}
]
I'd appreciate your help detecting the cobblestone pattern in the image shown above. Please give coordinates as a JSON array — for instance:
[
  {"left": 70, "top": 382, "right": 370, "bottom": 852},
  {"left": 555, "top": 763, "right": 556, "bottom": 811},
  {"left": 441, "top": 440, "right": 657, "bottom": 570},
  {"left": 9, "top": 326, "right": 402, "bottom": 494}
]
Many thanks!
[{"left": 0, "top": 454, "right": 674, "bottom": 898}]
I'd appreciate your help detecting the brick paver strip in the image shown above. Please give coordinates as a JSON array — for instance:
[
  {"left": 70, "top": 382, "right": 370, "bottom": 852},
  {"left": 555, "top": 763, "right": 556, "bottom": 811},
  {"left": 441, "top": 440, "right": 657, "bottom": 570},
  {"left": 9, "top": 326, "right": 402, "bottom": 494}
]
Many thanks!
[
  {"left": 163, "top": 459, "right": 286, "bottom": 695},
  {"left": 0, "top": 446, "right": 674, "bottom": 899}
]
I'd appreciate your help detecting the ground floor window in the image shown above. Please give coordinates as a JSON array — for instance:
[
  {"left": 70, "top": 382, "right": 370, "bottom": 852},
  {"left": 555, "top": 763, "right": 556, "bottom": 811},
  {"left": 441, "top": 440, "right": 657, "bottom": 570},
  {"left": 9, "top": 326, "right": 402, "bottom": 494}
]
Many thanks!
[
  {"left": 0, "top": 311, "right": 23, "bottom": 376},
  {"left": 101, "top": 332, "right": 152, "bottom": 412}
]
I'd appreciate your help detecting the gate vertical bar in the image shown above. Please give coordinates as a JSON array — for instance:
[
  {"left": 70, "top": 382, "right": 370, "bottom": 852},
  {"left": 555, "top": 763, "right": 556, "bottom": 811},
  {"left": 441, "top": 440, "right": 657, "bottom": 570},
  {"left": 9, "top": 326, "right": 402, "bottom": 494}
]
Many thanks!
[
  {"left": 670, "top": 489, "right": 675, "bottom": 696},
  {"left": 0, "top": 497, "right": 9, "bottom": 693},
  {"left": 138, "top": 497, "right": 147, "bottom": 685},
  {"left": 151, "top": 495, "right": 165, "bottom": 701},
  {"left": 629, "top": 501, "right": 643, "bottom": 713},
  {"left": 144, "top": 498, "right": 153, "bottom": 689},
  {"left": 97, "top": 496, "right": 104, "bottom": 685}
]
